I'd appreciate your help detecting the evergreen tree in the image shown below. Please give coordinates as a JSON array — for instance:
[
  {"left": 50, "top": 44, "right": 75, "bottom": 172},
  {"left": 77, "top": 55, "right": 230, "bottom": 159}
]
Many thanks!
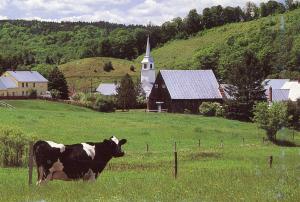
[
  {"left": 225, "top": 50, "right": 266, "bottom": 121},
  {"left": 48, "top": 67, "right": 69, "bottom": 100},
  {"left": 116, "top": 74, "right": 137, "bottom": 111}
]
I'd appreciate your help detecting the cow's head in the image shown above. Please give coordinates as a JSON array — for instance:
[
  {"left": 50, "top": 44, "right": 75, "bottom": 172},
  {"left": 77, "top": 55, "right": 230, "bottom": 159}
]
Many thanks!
[{"left": 106, "top": 136, "right": 127, "bottom": 157}]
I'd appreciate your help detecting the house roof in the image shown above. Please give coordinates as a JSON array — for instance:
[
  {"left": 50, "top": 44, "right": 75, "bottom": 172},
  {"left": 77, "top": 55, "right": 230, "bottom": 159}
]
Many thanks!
[
  {"left": 281, "top": 81, "right": 300, "bottom": 101},
  {"left": 96, "top": 83, "right": 118, "bottom": 96},
  {"left": 263, "top": 79, "right": 290, "bottom": 90},
  {"left": 0, "top": 77, "right": 18, "bottom": 90},
  {"left": 6, "top": 71, "right": 48, "bottom": 82},
  {"left": 270, "top": 89, "right": 290, "bottom": 102},
  {"left": 160, "top": 70, "right": 222, "bottom": 100}
]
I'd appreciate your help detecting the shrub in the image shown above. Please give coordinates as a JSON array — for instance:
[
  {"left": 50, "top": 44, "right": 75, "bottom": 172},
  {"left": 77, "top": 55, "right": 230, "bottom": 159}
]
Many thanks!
[
  {"left": 253, "top": 102, "right": 288, "bottom": 140},
  {"left": 94, "top": 96, "right": 116, "bottom": 112},
  {"left": 130, "top": 65, "right": 135, "bottom": 72},
  {"left": 103, "top": 61, "right": 114, "bottom": 72},
  {"left": 28, "top": 89, "right": 37, "bottom": 98},
  {"left": 0, "top": 126, "right": 33, "bottom": 167},
  {"left": 199, "top": 102, "right": 223, "bottom": 116},
  {"left": 50, "top": 89, "right": 60, "bottom": 99}
]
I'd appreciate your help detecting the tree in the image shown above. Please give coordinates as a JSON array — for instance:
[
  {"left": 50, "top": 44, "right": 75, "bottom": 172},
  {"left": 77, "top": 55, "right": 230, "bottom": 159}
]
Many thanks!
[
  {"left": 253, "top": 102, "right": 288, "bottom": 140},
  {"left": 116, "top": 74, "right": 137, "bottom": 111},
  {"left": 244, "top": 2, "right": 259, "bottom": 20},
  {"left": 48, "top": 67, "right": 69, "bottom": 100},
  {"left": 225, "top": 50, "right": 266, "bottom": 121},
  {"left": 103, "top": 61, "right": 114, "bottom": 72},
  {"left": 184, "top": 9, "right": 202, "bottom": 35}
]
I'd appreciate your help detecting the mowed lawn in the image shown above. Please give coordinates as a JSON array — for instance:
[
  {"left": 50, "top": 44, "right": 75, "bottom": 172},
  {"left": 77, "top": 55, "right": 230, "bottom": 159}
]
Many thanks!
[{"left": 0, "top": 100, "right": 299, "bottom": 202}]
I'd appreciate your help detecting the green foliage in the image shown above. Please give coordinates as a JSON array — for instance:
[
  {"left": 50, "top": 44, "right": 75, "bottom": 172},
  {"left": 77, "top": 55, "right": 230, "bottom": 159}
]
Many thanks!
[
  {"left": 199, "top": 102, "right": 224, "bottom": 117},
  {"left": 103, "top": 61, "right": 114, "bottom": 72},
  {"left": 253, "top": 102, "right": 288, "bottom": 139},
  {"left": 287, "top": 100, "right": 300, "bottom": 130},
  {"left": 224, "top": 50, "right": 266, "bottom": 121},
  {"left": 48, "top": 67, "right": 69, "bottom": 99},
  {"left": 94, "top": 96, "right": 116, "bottom": 112},
  {"left": 116, "top": 74, "right": 137, "bottom": 110},
  {"left": 28, "top": 89, "right": 37, "bottom": 98},
  {"left": 0, "top": 126, "right": 32, "bottom": 167}
]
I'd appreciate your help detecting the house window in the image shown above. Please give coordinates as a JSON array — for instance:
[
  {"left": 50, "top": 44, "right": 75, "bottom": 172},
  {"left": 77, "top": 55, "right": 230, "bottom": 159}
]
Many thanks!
[
  {"left": 22, "top": 91, "right": 24, "bottom": 96},
  {"left": 26, "top": 91, "right": 28, "bottom": 96},
  {"left": 33, "top": 83, "right": 36, "bottom": 88},
  {"left": 22, "top": 83, "right": 24, "bottom": 87},
  {"left": 26, "top": 83, "right": 28, "bottom": 87},
  {"left": 155, "top": 84, "right": 158, "bottom": 88},
  {"left": 12, "top": 92, "right": 15, "bottom": 96},
  {"left": 144, "top": 64, "right": 147, "bottom": 69}
]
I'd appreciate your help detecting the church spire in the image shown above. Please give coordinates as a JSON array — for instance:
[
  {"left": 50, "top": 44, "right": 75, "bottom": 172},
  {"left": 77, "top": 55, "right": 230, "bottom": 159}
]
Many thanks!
[{"left": 145, "top": 35, "right": 151, "bottom": 57}]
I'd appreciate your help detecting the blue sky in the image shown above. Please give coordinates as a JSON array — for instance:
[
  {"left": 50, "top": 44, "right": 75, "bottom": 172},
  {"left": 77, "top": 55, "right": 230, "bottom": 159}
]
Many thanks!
[{"left": 0, "top": 0, "right": 272, "bottom": 25}]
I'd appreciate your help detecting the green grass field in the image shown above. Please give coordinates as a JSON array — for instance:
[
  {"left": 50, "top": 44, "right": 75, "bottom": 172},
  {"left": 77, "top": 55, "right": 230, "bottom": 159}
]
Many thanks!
[
  {"left": 0, "top": 100, "right": 299, "bottom": 201},
  {"left": 59, "top": 57, "right": 139, "bottom": 92}
]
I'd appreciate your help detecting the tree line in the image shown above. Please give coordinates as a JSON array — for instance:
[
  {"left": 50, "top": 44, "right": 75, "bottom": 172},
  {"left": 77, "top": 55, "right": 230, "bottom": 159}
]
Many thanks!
[{"left": 0, "top": 0, "right": 299, "bottom": 74}]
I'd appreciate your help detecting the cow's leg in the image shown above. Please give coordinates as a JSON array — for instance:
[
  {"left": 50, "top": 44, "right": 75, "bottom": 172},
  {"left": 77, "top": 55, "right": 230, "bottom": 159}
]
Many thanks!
[
  {"left": 36, "top": 166, "right": 45, "bottom": 185},
  {"left": 83, "top": 169, "right": 96, "bottom": 182}
]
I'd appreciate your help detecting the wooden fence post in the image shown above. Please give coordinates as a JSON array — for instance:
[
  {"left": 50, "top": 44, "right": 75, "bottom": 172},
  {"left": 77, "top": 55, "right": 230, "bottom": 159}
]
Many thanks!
[
  {"left": 28, "top": 142, "right": 34, "bottom": 185},
  {"left": 146, "top": 143, "right": 149, "bottom": 152},
  {"left": 269, "top": 155, "right": 273, "bottom": 168},
  {"left": 198, "top": 139, "right": 200, "bottom": 148},
  {"left": 174, "top": 142, "right": 178, "bottom": 179}
]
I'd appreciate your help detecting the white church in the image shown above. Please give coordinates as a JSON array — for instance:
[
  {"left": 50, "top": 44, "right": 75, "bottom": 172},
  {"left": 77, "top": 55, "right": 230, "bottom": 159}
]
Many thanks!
[
  {"left": 96, "top": 37, "right": 155, "bottom": 97},
  {"left": 140, "top": 36, "right": 155, "bottom": 97}
]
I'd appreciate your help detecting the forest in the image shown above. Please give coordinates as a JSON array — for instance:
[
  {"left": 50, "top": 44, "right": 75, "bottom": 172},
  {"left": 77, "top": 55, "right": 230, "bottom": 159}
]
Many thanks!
[{"left": 0, "top": 0, "right": 299, "bottom": 78}]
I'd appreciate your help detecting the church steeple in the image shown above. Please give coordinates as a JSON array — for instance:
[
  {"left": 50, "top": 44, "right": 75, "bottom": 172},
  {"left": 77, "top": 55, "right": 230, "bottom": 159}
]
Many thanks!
[{"left": 141, "top": 36, "right": 156, "bottom": 98}]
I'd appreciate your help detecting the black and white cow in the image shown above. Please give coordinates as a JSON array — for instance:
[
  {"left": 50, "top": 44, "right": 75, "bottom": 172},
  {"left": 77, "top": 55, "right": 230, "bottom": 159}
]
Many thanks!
[{"left": 33, "top": 136, "right": 127, "bottom": 184}]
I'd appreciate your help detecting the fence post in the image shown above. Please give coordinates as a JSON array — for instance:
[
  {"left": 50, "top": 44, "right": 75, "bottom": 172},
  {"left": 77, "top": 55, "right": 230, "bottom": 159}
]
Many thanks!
[
  {"left": 174, "top": 142, "right": 178, "bottom": 179},
  {"left": 28, "top": 142, "right": 34, "bottom": 185},
  {"left": 269, "top": 155, "right": 273, "bottom": 168},
  {"left": 198, "top": 139, "right": 200, "bottom": 148},
  {"left": 242, "top": 138, "right": 245, "bottom": 144},
  {"left": 146, "top": 143, "right": 149, "bottom": 152}
]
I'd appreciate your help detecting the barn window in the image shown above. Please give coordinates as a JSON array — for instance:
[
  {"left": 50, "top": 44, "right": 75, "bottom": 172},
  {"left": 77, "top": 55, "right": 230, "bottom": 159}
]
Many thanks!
[{"left": 155, "top": 84, "right": 158, "bottom": 88}]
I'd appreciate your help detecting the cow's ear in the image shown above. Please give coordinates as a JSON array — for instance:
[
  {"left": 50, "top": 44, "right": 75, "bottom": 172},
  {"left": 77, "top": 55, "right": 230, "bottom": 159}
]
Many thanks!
[{"left": 119, "top": 139, "right": 127, "bottom": 145}]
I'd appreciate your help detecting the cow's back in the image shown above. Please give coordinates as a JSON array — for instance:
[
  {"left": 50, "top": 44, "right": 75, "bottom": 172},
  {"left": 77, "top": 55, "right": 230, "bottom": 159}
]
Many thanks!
[{"left": 33, "top": 140, "right": 63, "bottom": 170}]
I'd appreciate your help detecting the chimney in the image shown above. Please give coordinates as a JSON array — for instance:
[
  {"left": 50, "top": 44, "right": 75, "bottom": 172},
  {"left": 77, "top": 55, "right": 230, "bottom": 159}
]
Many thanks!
[{"left": 268, "top": 87, "right": 273, "bottom": 103}]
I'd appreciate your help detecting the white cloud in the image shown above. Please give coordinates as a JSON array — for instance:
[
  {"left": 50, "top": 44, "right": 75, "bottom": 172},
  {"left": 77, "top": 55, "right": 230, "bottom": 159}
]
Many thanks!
[{"left": 2, "top": 0, "right": 271, "bottom": 25}]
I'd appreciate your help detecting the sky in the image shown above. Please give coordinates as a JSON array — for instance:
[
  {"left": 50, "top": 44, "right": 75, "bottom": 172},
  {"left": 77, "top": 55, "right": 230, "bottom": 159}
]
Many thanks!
[{"left": 0, "top": 0, "right": 273, "bottom": 25}]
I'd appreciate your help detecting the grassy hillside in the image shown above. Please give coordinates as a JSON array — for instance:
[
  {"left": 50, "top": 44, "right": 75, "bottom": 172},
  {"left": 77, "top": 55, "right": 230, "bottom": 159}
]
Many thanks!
[
  {"left": 0, "top": 100, "right": 299, "bottom": 201},
  {"left": 59, "top": 57, "right": 140, "bottom": 92},
  {"left": 136, "top": 8, "right": 300, "bottom": 79}
]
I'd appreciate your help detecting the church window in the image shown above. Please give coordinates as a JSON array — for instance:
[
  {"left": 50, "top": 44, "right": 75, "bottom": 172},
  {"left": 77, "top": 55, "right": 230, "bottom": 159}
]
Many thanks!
[{"left": 150, "top": 64, "right": 153, "bottom": 69}]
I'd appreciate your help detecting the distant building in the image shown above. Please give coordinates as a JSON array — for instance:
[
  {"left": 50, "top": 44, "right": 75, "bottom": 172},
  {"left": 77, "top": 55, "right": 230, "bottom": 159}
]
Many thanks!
[
  {"left": 148, "top": 70, "right": 223, "bottom": 113},
  {"left": 96, "top": 83, "right": 118, "bottom": 96},
  {"left": 141, "top": 36, "right": 155, "bottom": 98},
  {"left": 263, "top": 79, "right": 300, "bottom": 102},
  {"left": 0, "top": 71, "right": 48, "bottom": 97}
]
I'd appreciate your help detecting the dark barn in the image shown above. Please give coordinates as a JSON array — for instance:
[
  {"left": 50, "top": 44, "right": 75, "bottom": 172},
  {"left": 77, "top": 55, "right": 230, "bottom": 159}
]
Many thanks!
[{"left": 148, "top": 70, "right": 223, "bottom": 113}]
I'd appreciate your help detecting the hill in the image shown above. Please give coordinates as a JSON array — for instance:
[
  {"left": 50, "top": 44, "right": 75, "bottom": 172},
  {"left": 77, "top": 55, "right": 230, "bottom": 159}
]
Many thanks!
[
  {"left": 136, "top": 8, "right": 300, "bottom": 80},
  {"left": 59, "top": 57, "right": 140, "bottom": 92},
  {"left": 0, "top": 100, "right": 299, "bottom": 201}
]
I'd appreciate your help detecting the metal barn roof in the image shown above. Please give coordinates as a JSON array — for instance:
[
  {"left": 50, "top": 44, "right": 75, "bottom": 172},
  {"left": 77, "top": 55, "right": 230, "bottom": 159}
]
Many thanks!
[
  {"left": 263, "top": 79, "right": 290, "bottom": 90},
  {"left": 271, "top": 89, "right": 290, "bottom": 102},
  {"left": 96, "top": 83, "right": 118, "bottom": 96},
  {"left": 0, "top": 77, "right": 17, "bottom": 90},
  {"left": 160, "top": 70, "right": 222, "bottom": 100},
  {"left": 282, "top": 81, "right": 300, "bottom": 101},
  {"left": 6, "top": 71, "right": 48, "bottom": 82}
]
